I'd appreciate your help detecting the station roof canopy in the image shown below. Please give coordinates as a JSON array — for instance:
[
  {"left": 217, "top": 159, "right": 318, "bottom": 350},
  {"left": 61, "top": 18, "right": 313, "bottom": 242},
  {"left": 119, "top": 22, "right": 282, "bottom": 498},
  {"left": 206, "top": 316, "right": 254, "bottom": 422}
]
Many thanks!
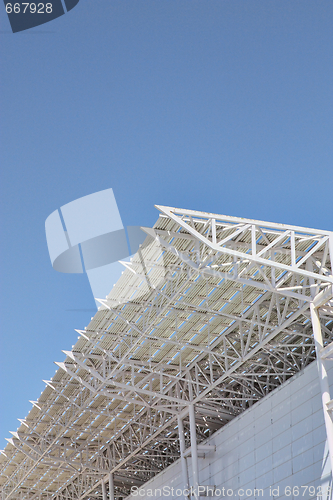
[{"left": 1, "top": 206, "right": 333, "bottom": 500}]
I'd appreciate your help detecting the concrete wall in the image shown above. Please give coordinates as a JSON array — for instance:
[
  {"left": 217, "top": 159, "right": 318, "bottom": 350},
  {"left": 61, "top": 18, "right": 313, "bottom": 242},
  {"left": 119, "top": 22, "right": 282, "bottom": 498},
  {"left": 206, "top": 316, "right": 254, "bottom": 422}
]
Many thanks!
[{"left": 126, "top": 360, "right": 333, "bottom": 500}]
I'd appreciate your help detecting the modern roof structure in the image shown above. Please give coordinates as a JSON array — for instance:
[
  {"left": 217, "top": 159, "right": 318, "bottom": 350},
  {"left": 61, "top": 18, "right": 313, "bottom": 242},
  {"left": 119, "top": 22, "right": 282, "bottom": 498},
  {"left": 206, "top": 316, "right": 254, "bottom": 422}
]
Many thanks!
[{"left": 1, "top": 206, "right": 333, "bottom": 500}]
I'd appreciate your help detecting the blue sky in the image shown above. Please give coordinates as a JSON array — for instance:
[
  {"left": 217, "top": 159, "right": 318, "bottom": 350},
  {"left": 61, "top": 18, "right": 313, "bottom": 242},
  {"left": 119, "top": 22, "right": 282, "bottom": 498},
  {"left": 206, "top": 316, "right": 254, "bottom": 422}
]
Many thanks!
[{"left": 0, "top": 0, "right": 332, "bottom": 449}]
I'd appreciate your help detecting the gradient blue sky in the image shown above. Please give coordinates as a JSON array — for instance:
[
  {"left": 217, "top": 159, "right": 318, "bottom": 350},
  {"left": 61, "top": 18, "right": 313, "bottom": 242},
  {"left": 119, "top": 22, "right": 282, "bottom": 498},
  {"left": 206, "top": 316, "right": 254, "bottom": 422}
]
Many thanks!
[{"left": 0, "top": 0, "right": 332, "bottom": 449}]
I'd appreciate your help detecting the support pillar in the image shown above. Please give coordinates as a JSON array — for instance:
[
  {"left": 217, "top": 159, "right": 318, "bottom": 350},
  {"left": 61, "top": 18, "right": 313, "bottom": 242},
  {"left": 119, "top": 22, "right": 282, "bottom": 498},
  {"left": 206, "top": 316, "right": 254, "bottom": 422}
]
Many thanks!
[
  {"left": 109, "top": 472, "right": 115, "bottom": 500},
  {"left": 102, "top": 480, "right": 107, "bottom": 500},
  {"left": 178, "top": 415, "right": 190, "bottom": 500},
  {"left": 189, "top": 404, "right": 199, "bottom": 500},
  {"left": 310, "top": 302, "right": 333, "bottom": 473}
]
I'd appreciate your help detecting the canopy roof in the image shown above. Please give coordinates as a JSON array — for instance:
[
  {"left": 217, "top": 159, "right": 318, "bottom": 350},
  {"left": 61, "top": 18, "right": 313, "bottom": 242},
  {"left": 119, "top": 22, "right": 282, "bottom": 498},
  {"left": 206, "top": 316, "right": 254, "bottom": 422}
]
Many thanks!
[{"left": 1, "top": 206, "right": 333, "bottom": 500}]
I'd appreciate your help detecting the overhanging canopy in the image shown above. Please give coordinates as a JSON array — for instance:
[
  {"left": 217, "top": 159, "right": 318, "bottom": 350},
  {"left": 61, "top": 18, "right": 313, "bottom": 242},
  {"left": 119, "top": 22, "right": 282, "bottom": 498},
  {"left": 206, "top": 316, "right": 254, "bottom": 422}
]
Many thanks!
[{"left": 1, "top": 206, "right": 332, "bottom": 500}]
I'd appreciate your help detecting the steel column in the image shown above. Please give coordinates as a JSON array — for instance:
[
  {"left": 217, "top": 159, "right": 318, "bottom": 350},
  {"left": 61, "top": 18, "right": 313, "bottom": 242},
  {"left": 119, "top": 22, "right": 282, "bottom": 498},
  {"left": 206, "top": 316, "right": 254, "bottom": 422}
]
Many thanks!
[
  {"left": 109, "top": 473, "right": 115, "bottom": 500},
  {"left": 102, "top": 480, "right": 107, "bottom": 500},
  {"left": 177, "top": 415, "right": 190, "bottom": 500},
  {"left": 189, "top": 404, "right": 199, "bottom": 500},
  {"left": 310, "top": 302, "right": 333, "bottom": 473}
]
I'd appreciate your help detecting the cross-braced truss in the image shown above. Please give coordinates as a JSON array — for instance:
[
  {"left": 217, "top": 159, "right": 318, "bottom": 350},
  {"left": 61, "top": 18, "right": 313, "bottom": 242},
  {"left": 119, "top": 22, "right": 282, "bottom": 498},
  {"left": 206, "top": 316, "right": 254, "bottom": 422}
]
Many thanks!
[{"left": 1, "top": 207, "right": 333, "bottom": 500}]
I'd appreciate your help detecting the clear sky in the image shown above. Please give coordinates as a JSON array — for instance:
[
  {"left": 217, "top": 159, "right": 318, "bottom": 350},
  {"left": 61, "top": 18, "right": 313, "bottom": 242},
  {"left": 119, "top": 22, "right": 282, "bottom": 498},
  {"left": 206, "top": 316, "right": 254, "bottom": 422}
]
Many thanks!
[{"left": 0, "top": 0, "right": 332, "bottom": 450}]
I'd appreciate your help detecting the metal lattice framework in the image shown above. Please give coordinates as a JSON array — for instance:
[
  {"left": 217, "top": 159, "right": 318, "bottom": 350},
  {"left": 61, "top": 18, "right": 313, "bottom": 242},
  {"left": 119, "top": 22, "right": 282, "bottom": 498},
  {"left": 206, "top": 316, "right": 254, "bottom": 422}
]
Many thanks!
[{"left": 1, "top": 206, "right": 333, "bottom": 500}]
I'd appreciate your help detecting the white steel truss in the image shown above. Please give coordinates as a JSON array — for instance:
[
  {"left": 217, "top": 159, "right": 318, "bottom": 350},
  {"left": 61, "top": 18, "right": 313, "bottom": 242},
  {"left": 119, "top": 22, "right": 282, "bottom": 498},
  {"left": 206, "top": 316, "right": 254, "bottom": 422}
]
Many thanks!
[{"left": 1, "top": 207, "right": 332, "bottom": 499}]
